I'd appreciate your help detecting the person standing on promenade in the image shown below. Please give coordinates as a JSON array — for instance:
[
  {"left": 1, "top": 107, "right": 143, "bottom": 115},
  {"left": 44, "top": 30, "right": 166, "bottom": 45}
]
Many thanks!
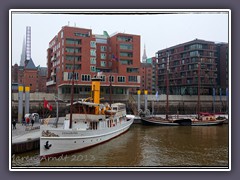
[
  {"left": 31, "top": 118, "right": 35, "bottom": 127},
  {"left": 26, "top": 117, "right": 30, "bottom": 126},
  {"left": 12, "top": 119, "right": 16, "bottom": 129}
]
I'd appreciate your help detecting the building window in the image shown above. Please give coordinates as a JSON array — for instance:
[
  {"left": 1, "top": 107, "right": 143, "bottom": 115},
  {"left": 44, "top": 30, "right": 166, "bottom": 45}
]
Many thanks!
[
  {"left": 75, "top": 32, "right": 90, "bottom": 37},
  {"left": 90, "top": 57, "right": 96, "bottom": 64},
  {"left": 66, "top": 47, "right": 81, "bottom": 53},
  {"left": 90, "top": 41, "right": 96, "bottom": 48},
  {"left": 90, "top": 49, "right": 96, "bottom": 56},
  {"left": 66, "top": 39, "right": 81, "bottom": 45},
  {"left": 81, "top": 74, "right": 91, "bottom": 81},
  {"left": 109, "top": 76, "right": 114, "bottom": 82},
  {"left": 101, "top": 53, "right": 106, "bottom": 59},
  {"left": 120, "top": 59, "right": 133, "bottom": 65},
  {"left": 101, "top": 46, "right": 107, "bottom": 52},
  {"left": 66, "top": 55, "right": 81, "bottom": 61},
  {"left": 90, "top": 66, "right": 96, "bottom": 72},
  {"left": 128, "top": 76, "right": 137, "bottom": 82},
  {"left": 190, "top": 51, "right": 199, "bottom": 57},
  {"left": 120, "top": 52, "right": 133, "bottom": 57},
  {"left": 117, "top": 36, "right": 133, "bottom": 42},
  {"left": 65, "top": 64, "right": 81, "bottom": 70},
  {"left": 101, "top": 61, "right": 106, "bottom": 67},
  {"left": 117, "top": 76, "right": 125, "bottom": 83},
  {"left": 100, "top": 75, "right": 106, "bottom": 82},
  {"left": 120, "top": 44, "right": 133, "bottom": 50},
  {"left": 127, "top": 68, "right": 139, "bottom": 73},
  {"left": 68, "top": 72, "right": 79, "bottom": 80}
]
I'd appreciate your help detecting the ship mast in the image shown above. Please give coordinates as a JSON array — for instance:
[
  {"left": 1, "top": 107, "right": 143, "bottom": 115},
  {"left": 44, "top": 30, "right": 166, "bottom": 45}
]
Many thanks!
[
  {"left": 197, "top": 54, "right": 201, "bottom": 120},
  {"left": 69, "top": 40, "right": 76, "bottom": 129},
  {"left": 109, "top": 75, "right": 112, "bottom": 106},
  {"left": 166, "top": 52, "right": 170, "bottom": 120}
]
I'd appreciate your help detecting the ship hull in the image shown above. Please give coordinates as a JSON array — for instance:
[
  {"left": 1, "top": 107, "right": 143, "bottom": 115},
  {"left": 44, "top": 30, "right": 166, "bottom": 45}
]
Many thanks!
[
  {"left": 40, "top": 118, "right": 133, "bottom": 158},
  {"left": 141, "top": 117, "right": 226, "bottom": 126}
]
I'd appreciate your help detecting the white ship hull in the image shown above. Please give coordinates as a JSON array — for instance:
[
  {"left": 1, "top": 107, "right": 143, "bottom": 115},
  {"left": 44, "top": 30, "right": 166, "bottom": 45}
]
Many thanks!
[{"left": 40, "top": 118, "right": 133, "bottom": 158}]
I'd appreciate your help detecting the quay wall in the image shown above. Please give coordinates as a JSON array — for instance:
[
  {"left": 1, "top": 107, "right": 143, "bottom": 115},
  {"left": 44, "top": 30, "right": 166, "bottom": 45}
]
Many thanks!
[
  {"left": 12, "top": 138, "right": 40, "bottom": 154},
  {"left": 11, "top": 93, "right": 228, "bottom": 118}
]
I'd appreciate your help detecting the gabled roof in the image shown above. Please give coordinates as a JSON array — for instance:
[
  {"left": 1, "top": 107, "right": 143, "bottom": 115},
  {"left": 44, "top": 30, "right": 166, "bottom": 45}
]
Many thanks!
[
  {"left": 25, "top": 58, "right": 36, "bottom": 69},
  {"left": 38, "top": 67, "right": 47, "bottom": 76}
]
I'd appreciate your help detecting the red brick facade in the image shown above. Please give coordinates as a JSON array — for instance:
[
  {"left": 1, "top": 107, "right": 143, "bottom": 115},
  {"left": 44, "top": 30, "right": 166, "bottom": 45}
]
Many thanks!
[
  {"left": 11, "top": 64, "right": 47, "bottom": 92},
  {"left": 46, "top": 26, "right": 141, "bottom": 95}
]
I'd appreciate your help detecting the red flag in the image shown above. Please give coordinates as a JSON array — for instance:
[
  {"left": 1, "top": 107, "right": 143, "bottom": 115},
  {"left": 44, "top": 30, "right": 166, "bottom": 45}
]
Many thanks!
[{"left": 44, "top": 99, "right": 53, "bottom": 111}]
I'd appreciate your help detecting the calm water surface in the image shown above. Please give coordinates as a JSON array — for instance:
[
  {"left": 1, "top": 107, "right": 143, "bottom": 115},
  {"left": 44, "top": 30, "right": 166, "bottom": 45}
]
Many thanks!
[{"left": 12, "top": 124, "right": 229, "bottom": 168}]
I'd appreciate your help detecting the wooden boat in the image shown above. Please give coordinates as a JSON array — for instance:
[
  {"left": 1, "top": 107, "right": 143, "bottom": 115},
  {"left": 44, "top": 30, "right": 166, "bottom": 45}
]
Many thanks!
[
  {"left": 141, "top": 116, "right": 192, "bottom": 126},
  {"left": 141, "top": 114, "right": 226, "bottom": 126}
]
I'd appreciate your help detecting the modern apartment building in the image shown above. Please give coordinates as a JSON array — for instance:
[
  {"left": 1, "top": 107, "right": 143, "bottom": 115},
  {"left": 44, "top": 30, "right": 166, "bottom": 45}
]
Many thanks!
[
  {"left": 156, "top": 39, "right": 218, "bottom": 95},
  {"left": 216, "top": 43, "right": 229, "bottom": 91},
  {"left": 46, "top": 26, "right": 141, "bottom": 97}
]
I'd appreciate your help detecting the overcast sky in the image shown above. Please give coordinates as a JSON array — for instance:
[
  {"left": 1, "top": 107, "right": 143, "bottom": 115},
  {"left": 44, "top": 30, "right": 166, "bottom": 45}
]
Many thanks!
[{"left": 10, "top": 10, "right": 229, "bottom": 67}]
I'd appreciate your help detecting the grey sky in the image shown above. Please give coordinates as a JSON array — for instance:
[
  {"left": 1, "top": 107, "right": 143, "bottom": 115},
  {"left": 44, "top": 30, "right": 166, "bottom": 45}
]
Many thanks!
[{"left": 11, "top": 10, "right": 229, "bottom": 67}]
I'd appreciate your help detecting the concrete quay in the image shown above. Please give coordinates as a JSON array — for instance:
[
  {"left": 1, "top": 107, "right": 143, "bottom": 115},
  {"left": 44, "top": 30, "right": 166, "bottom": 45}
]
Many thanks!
[
  {"left": 11, "top": 117, "right": 68, "bottom": 154},
  {"left": 11, "top": 122, "right": 41, "bottom": 154}
]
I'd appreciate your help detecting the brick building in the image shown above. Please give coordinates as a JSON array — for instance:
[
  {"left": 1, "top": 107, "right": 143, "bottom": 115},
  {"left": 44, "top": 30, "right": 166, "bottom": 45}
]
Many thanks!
[
  {"left": 156, "top": 39, "right": 218, "bottom": 95},
  {"left": 139, "top": 57, "right": 158, "bottom": 94},
  {"left": 11, "top": 60, "right": 47, "bottom": 92},
  {"left": 46, "top": 26, "right": 141, "bottom": 97},
  {"left": 216, "top": 43, "right": 229, "bottom": 92},
  {"left": 140, "top": 63, "right": 152, "bottom": 94}
]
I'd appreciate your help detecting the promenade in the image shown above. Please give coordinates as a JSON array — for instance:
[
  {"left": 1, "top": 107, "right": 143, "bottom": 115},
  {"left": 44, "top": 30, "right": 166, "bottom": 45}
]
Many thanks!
[
  {"left": 11, "top": 117, "right": 66, "bottom": 154},
  {"left": 11, "top": 122, "right": 40, "bottom": 154}
]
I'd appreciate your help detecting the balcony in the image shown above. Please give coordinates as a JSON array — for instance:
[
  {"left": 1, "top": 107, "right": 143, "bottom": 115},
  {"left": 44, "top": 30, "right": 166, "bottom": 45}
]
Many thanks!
[
  {"left": 51, "top": 56, "right": 56, "bottom": 62},
  {"left": 51, "top": 71, "right": 56, "bottom": 76},
  {"left": 46, "top": 80, "right": 56, "bottom": 86}
]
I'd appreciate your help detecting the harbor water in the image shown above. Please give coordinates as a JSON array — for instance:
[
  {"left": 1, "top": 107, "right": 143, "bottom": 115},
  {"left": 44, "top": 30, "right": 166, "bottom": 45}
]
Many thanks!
[{"left": 11, "top": 124, "right": 229, "bottom": 168}]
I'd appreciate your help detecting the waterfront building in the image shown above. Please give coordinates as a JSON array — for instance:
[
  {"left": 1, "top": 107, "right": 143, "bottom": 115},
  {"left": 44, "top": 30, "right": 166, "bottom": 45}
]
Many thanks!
[
  {"left": 216, "top": 43, "right": 229, "bottom": 93},
  {"left": 140, "top": 57, "right": 158, "bottom": 94},
  {"left": 156, "top": 39, "right": 218, "bottom": 95},
  {"left": 11, "top": 62, "right": 47, "bottom": 93},
  {"left": 46, "top": 26, "right": 141, "bottom": 98},
  {"left": 12, "top": 26, "right": 47, "bottom": 93},
  {"left": 140, "top": 62, "right": 152, "bottom": 94}
]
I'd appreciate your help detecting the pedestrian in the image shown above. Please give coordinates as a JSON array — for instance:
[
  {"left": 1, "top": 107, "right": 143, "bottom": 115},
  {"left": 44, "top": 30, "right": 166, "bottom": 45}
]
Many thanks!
[
  {"left": 26, "top": 117, "right": 30, "bottom": 126},
  {"left": 12, "top": 119, "right": 16, "bottom": 129},
  {"left": 31, "top": 118, "right": 35, "bottom": 127}
]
